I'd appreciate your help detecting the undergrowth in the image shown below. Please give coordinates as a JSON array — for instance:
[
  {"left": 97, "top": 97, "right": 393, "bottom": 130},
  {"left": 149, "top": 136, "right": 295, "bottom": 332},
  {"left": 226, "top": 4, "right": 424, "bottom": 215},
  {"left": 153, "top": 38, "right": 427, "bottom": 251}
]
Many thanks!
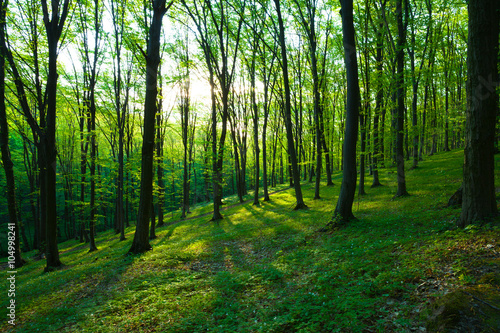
[{"left": 1, "top": 149, "right": 499, "bottom": 332}]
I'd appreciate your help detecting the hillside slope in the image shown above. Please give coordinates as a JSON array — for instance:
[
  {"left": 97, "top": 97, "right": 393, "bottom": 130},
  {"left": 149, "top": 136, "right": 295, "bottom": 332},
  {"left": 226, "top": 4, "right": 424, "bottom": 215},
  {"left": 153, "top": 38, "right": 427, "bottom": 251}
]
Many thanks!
[{"left": 2, "top": 149, "right": 499, "bottom": 332}]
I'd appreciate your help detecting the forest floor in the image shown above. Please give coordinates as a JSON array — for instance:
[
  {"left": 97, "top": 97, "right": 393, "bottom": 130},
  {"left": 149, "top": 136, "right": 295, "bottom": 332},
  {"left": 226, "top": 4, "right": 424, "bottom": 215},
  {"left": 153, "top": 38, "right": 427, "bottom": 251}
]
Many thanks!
[{"left": 2, "top": 149, "right": 500, "bottom": 332}]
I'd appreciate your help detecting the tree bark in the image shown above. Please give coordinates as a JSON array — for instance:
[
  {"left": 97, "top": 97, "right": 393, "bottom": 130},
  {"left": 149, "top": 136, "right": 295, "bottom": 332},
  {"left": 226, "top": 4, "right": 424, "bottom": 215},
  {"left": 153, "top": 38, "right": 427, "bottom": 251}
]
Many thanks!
[
  {"left": 129, "top": 0, "right": 172, "bottom": 254},
  {"left": 250, "top": 56, "right": 260, "bottom": 206},
  {"left": 459, "top": 0, "right": 499, "bottom": 227},
  {"left": 41, "top": 0, "right": 70, "bottom": 271},
  {"left": 393, "top": 0, "right": 409, "bottom": 198},
  {"left": 274, "top": 0, "right": 306, "bottom": 210},
  {"left": 0, "top": 0, "right": 25, "bottom": 268},
  {"left": 332, "top": 0, "right": 360, "bottom": 221},
  {"left": 110, "top": 0, "right": 130, "bottom": 241},
  {"left": 372, "top": 22, "right": 383, "bottom": 188},
  {"left": 180, "top": 51, "right": 191, "bottom": 218}
]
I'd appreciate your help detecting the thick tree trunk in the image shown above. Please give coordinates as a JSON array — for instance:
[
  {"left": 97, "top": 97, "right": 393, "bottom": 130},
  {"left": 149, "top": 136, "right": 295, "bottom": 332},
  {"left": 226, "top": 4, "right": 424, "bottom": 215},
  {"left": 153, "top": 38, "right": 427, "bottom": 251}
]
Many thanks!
[
  {"left": 41, "top": 0, "right": 71, "bottom": 271},
  {"left": 333, "top": 0, "right": 360, "bottom": 221},
  {"left": 129, "top": 1, "right": 171, "bottom": 254},
  {"left": 44, "top": 33, "right": 62, "bottom": 270},
  {"left": 459, "top": 0, "right": 499, "bottom": 227}
]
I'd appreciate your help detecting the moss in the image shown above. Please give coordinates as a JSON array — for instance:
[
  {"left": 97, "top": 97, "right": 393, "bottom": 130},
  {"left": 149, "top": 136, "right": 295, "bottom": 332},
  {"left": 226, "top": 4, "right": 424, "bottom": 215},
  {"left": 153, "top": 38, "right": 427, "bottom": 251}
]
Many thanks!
[
  {"left": 426, "top": 286, "right": 500, "bottom": 332},
  {"left": 426, "top": 291, "right": 472, "bottom": 332},
  {"left": 478, "top": 272, "right": 500, "bottom": 286}
]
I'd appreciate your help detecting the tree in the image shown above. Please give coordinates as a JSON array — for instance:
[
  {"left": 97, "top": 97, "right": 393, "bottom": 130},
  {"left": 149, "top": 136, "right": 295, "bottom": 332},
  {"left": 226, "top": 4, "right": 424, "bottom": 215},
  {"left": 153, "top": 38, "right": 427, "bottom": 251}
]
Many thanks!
[
  {"left": 0, "top": 0, "right": 25, "bottom": 268},
  {"left": 331, "top": 0, "right": 360, "bottom": 222},
  {"left": 110, "top": 0, "right": 132, "bottom": 241},
  {"left": 76, "top": 0, "right": 104, "bottom": 252},
  {"left": 245, "top": 1, "right": 261, "bottom": 206},
  {"left": 257, "top": 35, "right": 278, "bottom": 202},
  {"left": 4, "top": 0, "right": 47, "bottom": 252},
  {"left": 178, "top": 31, "right": 194, "bottom": 219},
  {"left": 408, "top": 0, "right": 431, "bottom": 170},
  {"left": 371, "top": 17, "right": 383, "bottom": 188},
  {"left": 291, "top": 0, "right": 325, "bottom": 200},
  {"left": 392, "top": 0, "right": 409, "bottom": 198},
  {"left": 358, "top": 0, "right": 370, "bottom": 196},
  {"left": 273, "top": 0, "right": 306, "bottom": 210},
  {"left": 129, "top": 0, "right": 174, "bottom": 254},
  {"left": 41, "top": 0, "right": 71, "bottom": 271},
  {"left": 181, "top": 0, "right": 245, "bottom": 220},
  {"left": 459, "top": 0, "right": 499, "bottom": 227}
]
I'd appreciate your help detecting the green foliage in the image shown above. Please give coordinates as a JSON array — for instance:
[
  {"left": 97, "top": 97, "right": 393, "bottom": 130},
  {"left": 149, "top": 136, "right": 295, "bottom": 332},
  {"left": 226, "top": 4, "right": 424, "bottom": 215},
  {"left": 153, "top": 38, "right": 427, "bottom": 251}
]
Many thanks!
[{"left": 1, "top": 150, "right": 499, "bottom": 332}]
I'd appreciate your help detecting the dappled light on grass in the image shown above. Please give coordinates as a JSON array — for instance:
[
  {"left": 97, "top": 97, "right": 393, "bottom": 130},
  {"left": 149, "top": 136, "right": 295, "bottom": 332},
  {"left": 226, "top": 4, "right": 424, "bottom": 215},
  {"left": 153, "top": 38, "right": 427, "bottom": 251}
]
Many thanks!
[{"left": 2, "top": 149, "right": 499, "bottom": 332}]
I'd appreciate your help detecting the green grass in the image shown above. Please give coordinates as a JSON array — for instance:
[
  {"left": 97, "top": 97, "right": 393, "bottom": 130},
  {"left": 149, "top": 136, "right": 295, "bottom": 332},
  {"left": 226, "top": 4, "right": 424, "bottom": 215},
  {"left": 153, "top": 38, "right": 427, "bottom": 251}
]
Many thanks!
[{"left": 2, "top": 149, "right": 500, "bottom": 332}]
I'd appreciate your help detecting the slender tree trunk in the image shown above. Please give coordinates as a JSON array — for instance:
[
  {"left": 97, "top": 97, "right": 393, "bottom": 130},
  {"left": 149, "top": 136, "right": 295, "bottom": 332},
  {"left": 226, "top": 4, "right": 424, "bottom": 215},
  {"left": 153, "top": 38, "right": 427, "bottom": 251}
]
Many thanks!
[
  {"left": 250, "top": 57, "right": 260, "bottom": 206},
  {"left": 372, "top": 23, "right": 383, "bottom": 188},
  {"left": 393, "top": 0, "right": 409, "bottom": 198},
  {"left": 262, "top": 83, "right": 271, "bottom": 201},
  {"left": 0, "top": 0, "right": 24, "bottom": 267},
  {"left": 444, "top": 71, "right": 450, "bottom": 152},
  {"left": 419, "top": 84, "right": 428, "bottom": 160},
  {"left": 156, "top": 109, "right": 165, "bottom": 227},
  {"left": 211, "top": 74, "right": 223, "bottom": 219},
  {"left": 111, "top": 0, "right": 129, "bottom": 241},
  {"left": 359, "top": 108, "right": 367, "bottom": 195},
  {"left": 409, "top": 21, "right": 419, "bottom": 169},
  {"left": 88, "top": 90, "right": 98, "bottom": 252},
  {"left": 180, "top": 59, "right": 191, "bottom": 218},
  {"left": 430, "top": 81, "right": 437, "bottom": 156},
  {"left": 274, "top": 0, "right": 306, "bottom": 210}
]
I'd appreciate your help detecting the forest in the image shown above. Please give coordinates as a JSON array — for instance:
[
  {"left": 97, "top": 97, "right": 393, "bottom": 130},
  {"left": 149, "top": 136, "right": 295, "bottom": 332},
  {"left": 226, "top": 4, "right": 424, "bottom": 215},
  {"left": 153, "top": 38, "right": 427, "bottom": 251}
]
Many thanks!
[{"left": 0, "top": 0, "right": 499, "bottom": 331}]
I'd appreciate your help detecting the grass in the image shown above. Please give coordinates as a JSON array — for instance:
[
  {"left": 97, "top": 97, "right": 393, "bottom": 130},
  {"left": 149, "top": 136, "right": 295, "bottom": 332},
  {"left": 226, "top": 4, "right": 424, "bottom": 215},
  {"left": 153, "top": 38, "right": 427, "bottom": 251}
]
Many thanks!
[{"left": 2, "top": 149, "right": 500, "bottom": 332}]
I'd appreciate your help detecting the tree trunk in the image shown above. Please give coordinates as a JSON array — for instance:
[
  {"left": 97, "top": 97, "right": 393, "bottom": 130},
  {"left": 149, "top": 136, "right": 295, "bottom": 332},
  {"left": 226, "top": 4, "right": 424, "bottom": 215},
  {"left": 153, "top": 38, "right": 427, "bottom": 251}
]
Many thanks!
[
  {"left": 110, "top": 0, "right": 129, "bottom": 241},
  {"left": 156, "top": 108, "right": 165, "bottom": 227},
  {"left": 250, "top": 57, "right": 260, "bottom": 206},
  {"left": 262, "top": 77, "right": 272, "bottom": 201},
  {"left": 0, "top": 0, "right": 25, "bottom": 267},
  {"left": 459, "top": 0, "right": 499, "bottom": 227},
  {"left": 393, "top": 0, "right": 409, "bottom": 198},
  {"left": 181, "top": 59, "right": 191, "bottom": 218},
  {"left": 41, "top": 0, "right": 71, "bottom": 271},
  {"left": 129, "top": 1, "right": 171, "bottom": 254},
  {"left": 149, "top": 200, "right": 156, "bottom": 240},
  {"left": 333, "top": 0, "right": 360, "bottom": 222},
  {"left": 372, "top": 22, "right": 383, "bottom": 188},
  {"left": 419, "top": 84, "right": 429, "bottom": 160},
  {"left": 274, "top": 0, "right": 306, "bottom": 210}
]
